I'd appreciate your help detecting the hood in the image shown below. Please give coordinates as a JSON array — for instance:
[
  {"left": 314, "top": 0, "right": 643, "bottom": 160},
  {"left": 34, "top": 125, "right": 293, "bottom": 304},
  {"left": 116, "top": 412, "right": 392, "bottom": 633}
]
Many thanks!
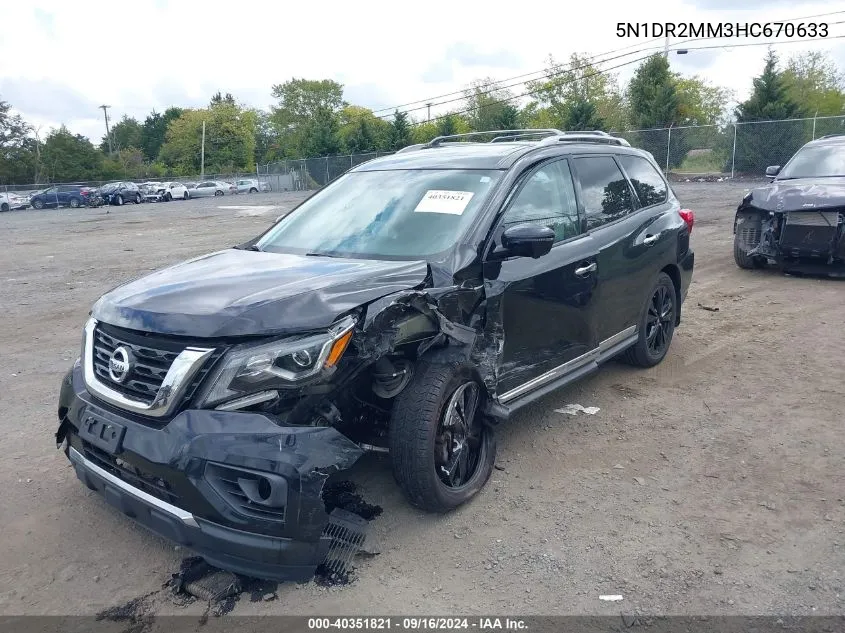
[
  {"left": 743, "top": 178, "right": 845, "bottom": 212},
  {"left": 91, "top": 248, "right": 430, "bottom": 338}
]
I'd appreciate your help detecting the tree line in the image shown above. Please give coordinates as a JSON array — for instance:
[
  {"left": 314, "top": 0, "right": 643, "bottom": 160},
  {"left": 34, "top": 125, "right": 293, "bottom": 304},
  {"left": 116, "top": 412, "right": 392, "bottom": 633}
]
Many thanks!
[{"left": 1, "top": 49, "right": 842, "bottom": 185}]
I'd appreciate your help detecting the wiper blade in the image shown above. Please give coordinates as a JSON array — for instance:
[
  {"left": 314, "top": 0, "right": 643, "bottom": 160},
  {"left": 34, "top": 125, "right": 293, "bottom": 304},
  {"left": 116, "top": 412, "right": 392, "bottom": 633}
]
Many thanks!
[
  {"left": 236, "top": 243, "right": 262, "bottom": 251},
  {"left": 305, "top": 251, "right": 341, "bottom": 257}
]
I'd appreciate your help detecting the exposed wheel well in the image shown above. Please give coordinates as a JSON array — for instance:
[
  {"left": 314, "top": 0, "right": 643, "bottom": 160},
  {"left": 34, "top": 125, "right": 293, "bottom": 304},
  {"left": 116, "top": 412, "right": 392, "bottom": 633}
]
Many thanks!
[{"left": 661, "top": 263, "right": 682, "bottom": 325}]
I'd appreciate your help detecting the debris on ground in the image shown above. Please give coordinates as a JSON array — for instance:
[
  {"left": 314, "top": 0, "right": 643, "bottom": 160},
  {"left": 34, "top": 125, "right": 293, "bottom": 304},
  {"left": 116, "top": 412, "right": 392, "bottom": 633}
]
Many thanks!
[
  {"left": 322, "top": 480, "right": 383, "bottom": 520},
  {"left": 599, "top": 594, "right": 624, "bottom": 602},
  {"left": 95, "top": 591, "right": 158, "bottom": 633},
  {"left": 314, "top": 563, "right": 355, "bottom": 587},
  {"left": 555, "top": 404, "right": 601, "bottom": 416},
  {"left": 697, "top": 302, "right": 720, "bottom": 312}
]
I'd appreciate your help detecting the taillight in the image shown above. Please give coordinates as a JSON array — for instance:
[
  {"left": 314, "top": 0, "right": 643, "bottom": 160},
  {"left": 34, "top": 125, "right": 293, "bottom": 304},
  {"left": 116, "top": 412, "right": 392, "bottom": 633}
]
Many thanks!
[{"left": 679, "top": 209, "right": 694, "bottom": 234}]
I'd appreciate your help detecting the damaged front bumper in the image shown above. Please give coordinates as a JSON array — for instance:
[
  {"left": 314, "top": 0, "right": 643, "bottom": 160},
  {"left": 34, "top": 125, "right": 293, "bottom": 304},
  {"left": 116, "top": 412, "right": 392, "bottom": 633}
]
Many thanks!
[{"left": 56, "top": 363, "right": 364, "bottom": 582}]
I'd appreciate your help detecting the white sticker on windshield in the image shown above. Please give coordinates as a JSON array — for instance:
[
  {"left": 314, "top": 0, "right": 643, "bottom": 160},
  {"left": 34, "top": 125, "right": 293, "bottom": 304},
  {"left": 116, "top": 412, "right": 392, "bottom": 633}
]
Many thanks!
[{"left": 413, "top": 190, "right": 475, "bottom": 215}]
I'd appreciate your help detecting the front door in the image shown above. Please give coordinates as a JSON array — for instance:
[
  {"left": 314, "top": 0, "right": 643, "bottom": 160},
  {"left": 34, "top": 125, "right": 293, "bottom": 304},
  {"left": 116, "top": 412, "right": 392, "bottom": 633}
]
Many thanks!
[{"left": 483, "top": 158, "right": 600, "bottom": 401}]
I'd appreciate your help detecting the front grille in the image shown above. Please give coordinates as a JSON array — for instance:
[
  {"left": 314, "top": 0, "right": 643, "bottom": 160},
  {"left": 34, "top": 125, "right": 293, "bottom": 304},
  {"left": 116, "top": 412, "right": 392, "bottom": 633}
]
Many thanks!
[
  {"left": 93, "top": 325, "right": 180, "bottom": 405},
  {"left": 82, "top": 440, "right": 178, "bottom": 504}
]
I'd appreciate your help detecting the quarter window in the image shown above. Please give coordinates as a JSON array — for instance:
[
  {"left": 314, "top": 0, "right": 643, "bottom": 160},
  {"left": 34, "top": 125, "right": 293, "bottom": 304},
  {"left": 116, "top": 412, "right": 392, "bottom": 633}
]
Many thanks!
[
  {"left": 617, "top": 154, "right": 668, "bottom": 207},
  {"left": 502, "top": 160, "right": 581, "bottom": 243},
  {"left": 573, "top": 156, "right": 635, "bottom": 230}
]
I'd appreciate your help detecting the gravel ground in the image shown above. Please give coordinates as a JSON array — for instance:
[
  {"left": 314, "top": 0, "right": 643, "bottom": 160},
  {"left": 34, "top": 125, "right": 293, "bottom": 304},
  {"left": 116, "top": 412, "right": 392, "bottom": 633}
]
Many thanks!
[{"left": 0, "top": 183, "right": 843, "bottom": 617}]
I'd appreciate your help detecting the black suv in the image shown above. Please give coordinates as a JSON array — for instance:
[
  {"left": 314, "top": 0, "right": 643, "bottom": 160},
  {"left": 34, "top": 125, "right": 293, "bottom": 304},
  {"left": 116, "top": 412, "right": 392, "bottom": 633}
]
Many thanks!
[
  {"left": 733, "top": 134, "right": 845, "bottom": 276},
  {"left": 55, "top": 130, "right": 695, "bottom": 581}
]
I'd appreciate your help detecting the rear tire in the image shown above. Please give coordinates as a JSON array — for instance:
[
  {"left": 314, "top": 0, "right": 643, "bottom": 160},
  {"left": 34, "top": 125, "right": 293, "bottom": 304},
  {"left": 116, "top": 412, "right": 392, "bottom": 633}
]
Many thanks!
[
  {"left": 69, "top": 197, "right": 80, "bottom": 208},
  {"left": 389, "top": 359, "right": 496, "bottom": 513},
  {"left": 215, "top": 190, "right": 223, "bottom": 196},
  {"left": 0, "top": 202, "right": 8, "bottom": 213},
  {"left": 620, "top": 272, "right": 677, "bottom": 368}
]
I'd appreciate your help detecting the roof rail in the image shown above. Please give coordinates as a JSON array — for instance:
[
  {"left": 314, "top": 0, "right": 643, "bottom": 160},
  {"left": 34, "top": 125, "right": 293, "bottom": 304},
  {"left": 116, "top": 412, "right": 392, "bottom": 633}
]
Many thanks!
[
  {"left": 818, "top": 133, "right": 845, "bottom": 140},
  {"left": 538, "top": 131, "right": 631, "bottom": 147},
  {"left": 425, "top": 129, "right": 563, "bottom": 148}
]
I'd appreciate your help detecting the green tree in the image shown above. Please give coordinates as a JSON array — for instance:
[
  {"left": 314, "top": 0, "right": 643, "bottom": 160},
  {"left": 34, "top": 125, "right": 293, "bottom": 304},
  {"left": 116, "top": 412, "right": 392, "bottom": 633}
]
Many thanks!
[
  {"left": 628, "top": 54, "right": 680, "bottom": 129},
  {"left": 252, "top": 109, "right": 280, "bottom": 164},
  {"left": 101, "top": 115, "right": 143, "bottom": 153},
  {"left": 675, "top": 77, "right": 732, "bottom": 125},
  {"left": 412, "top": 120, "right": 438, "bottom": 144},
  {"left": 299, "top": 106, "right": 341, "bottom": 157},
  {"left": 462, "top": 78, "right": 517, "bottom": 131},
  {"left": 734, "top": 49, "right": 807, "bottom": 173},
  {"left": 159, "top": 104, "right": 257, "bottom": 174},
  {"left": 564, "top": 100, "right": 605, "bottom": 131},
  {"left": 270, "top": 78, "right": 345, "bottom": 156},
  {"left": 140, "top": 107, "right": 183, "bottom": 162},
  {"left": 210, "top": 92, "right": 236, "bottom": 107},
  {"left": 388, "top": 109, "right": 412, "bottom": 150},
  {"left": 338, "top": 105, "right": 391, "bottom": 153},
  {"left": 41, "top": 126, "right": 103, "bottom": 182},
  {"left": 526, "top": 54, "right": 627, "bottom": 131},
  {"left": 782, "top": 50, "right": 845, "bottom": 117},
  {"left": 0, "top": 97, "right": 38, "bottom": 184}
]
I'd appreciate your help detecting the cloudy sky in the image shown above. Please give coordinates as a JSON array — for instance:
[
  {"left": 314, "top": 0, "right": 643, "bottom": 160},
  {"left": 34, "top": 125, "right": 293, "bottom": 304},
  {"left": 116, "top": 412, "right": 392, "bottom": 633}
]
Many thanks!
[{"left": 0, "top": 0, "right": 843, "bottom": 143}]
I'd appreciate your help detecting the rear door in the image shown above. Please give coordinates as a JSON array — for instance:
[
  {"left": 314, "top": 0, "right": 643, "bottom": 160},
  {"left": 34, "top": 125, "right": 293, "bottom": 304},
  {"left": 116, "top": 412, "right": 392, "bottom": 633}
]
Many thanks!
[
  {"left": 485, "top": 158, "right": 601, "bottom": 401},
  {"left": 570, "top": 153, "right": 675, "bottom": 344}
]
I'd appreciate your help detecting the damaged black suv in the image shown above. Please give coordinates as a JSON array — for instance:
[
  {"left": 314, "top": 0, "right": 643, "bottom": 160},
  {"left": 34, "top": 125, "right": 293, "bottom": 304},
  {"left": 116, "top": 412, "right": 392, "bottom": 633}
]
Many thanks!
[
  {"left": 734, "top": 134, "right": 845, "bottom": 276},
  {"left": 56, "top": 129, "right": 695, "bottom": 581}
]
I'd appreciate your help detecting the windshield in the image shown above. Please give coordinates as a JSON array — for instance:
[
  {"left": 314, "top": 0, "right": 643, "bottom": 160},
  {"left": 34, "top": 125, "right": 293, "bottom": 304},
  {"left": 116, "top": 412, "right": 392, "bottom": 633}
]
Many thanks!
[
  {"left": 256, "top": 169, "right": 502, "bottom": 259},
  {"left": 101, "top": 182, "right": 121, "bottom": 192},
  {"left": 778, "top": 144, "right": 845, "bottom": 179}
]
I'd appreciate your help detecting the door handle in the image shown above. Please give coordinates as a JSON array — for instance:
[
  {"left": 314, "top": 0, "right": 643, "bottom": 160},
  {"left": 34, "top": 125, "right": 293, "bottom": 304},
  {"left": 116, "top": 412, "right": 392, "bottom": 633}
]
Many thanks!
[
  {"left": 643, "top": 234, "right": 658, "bottom": 246},
  {"left": 574, "top": 262, "right": 597, "bottom": 277}
]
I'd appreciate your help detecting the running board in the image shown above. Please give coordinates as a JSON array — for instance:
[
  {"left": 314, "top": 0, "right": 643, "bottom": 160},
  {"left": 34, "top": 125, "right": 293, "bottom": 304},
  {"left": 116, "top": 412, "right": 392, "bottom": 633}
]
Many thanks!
[{"left": 485, "top": 330, "right": 638, "bottom": 421}]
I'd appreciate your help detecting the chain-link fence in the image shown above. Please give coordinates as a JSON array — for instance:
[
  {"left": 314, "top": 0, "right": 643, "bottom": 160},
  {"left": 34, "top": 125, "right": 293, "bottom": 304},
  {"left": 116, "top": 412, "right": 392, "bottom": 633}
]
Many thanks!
[
  {"left": 5, "top": 115, "right": 845, "bottom": 204},
  {"left": 613, "top": 115, "right": 845, "bottom": 179}
]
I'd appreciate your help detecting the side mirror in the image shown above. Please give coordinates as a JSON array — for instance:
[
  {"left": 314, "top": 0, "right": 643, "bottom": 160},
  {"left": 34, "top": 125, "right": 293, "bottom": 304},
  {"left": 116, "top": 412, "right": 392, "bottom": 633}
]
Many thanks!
[
  {"left": 765, "top": 165, "right": 781, "bottom": 177},
  {"left": 500, "top": 224, "right": 555, "bottom": 259}
]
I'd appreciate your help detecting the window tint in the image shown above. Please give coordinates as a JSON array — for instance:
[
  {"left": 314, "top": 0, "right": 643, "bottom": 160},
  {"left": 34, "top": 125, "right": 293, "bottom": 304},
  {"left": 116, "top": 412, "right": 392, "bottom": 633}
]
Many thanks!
[
  {"left": 618, "top": 154, "right": 668, "bottom": 206},
  {"left": 573, "top": 156, "right": 635, "bottom": 230},
  {"left": 502, "top": 160, "right": 580, "bottom": 242}
]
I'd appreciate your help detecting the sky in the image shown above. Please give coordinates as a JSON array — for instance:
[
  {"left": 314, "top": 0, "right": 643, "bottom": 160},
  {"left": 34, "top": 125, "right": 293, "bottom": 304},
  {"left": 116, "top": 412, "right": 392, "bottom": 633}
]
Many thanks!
[{"left": 0, "top": 0, "right": 844, "bottom": 144}]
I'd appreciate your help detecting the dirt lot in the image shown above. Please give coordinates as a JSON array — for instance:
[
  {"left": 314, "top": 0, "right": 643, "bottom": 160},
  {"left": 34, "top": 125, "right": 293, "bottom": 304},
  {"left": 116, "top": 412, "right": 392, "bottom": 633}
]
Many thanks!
[{"left": 0, "top": 183, "right": 843, "bottom": 618}]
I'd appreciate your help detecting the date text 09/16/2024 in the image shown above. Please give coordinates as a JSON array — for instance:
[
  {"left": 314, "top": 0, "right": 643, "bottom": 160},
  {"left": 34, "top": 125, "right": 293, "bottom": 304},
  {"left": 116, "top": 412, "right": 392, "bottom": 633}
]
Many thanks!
[
  {"left": 307, "top": 617, "right": 528, "bottom": 631},
  {"left": 616, "top": 22, "right": 829, "bottom": 39}
]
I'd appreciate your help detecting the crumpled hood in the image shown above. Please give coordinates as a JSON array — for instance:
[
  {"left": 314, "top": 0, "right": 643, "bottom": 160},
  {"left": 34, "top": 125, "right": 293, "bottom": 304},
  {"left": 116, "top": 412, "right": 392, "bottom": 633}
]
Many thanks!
[
  {"left": 744, "top": 178, "right": 845, "bottom": 212},
  {"left": 91, "top": 248, "right": 429, "bottom": 337}
]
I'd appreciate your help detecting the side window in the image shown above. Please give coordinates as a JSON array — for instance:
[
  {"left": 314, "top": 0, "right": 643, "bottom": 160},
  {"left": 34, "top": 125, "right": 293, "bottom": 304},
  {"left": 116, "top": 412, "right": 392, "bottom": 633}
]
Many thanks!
[
  {"left": 501, "top": 160, "right": 580, "bottom": 243},
  {"left": 573, "top": 156, "right": 635, "bottom": 230},
  {"left": 617, "top": 154, "right": 668, "bottom": 207}
]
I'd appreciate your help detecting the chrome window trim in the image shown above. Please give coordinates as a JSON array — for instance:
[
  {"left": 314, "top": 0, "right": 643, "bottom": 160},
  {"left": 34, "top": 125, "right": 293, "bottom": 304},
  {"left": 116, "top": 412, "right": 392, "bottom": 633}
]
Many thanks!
[
  {"left": 83, "top": 317, "right": 214, "bottom": 418},
  {"left": 68, "top": 447, "right": 198, "bottom": 528}
]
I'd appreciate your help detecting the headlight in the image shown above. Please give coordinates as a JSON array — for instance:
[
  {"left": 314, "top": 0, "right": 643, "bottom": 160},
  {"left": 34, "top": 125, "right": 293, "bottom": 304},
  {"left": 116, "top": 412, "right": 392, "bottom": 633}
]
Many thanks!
[{"left": 196, "top": 316, "right": 355, "bottom": 408}]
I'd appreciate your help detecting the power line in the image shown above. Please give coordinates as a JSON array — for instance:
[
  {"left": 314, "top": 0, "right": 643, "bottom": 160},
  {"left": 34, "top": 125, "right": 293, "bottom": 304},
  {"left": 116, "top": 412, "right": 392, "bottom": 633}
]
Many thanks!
[
  {"left": 414, "top": 34, "right": 845, "bottom": 127},
  {"left": 372, "top": 9, "right": 845, "bottom": 120}
]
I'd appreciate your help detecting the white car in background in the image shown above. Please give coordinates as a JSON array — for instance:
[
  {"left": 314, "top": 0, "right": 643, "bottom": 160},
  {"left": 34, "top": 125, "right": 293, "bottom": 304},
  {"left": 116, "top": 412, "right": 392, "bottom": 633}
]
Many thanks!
[
  {"left": 162, "top": 182, "right": 190, "bottom": 201},
  {"left": 189, "top": 180, "right": 237, "bottom": 198},
  {"left": 1, "top": 191, "right": 30, "bottom": 212},
  {"left": 235, "top": 178, "right": 271, "bottom": 193}
]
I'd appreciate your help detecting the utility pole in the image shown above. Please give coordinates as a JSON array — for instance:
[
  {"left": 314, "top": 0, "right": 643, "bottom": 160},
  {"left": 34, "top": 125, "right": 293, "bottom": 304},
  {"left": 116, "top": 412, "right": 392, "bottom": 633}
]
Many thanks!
[
  {"left": 99, "top": 105, "right": 113, "bottom": 155},
  {"left": 200, "top": 120, "right": 206, "bottom": 179},
  {"left": 426, "top": 103, "right": 432, "bottom": 122},
  {"left": 664, "top": 35, "right": 670, "bottom": 59}
]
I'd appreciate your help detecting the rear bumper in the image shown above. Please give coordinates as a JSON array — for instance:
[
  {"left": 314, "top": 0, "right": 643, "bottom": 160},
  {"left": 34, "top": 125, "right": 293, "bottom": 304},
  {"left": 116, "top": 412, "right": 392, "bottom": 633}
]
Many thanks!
[
  {"left": 680, "top": 248, "right": 694, "bottom": 303},
  {"left": 57, "top": 364, "right": 364, "bottom": 581}
]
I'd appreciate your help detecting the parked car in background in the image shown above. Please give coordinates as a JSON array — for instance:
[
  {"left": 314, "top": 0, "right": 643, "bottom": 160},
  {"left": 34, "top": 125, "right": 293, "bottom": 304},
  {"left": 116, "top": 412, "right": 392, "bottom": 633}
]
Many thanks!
[
  {"left": 162, "top": 182, "right": 190, "bottom": 201},
  {"left": 733, "top": 133, "right": 845, "bottom": 276},
  {"left": 29, "top": 185, "right": 94, "bottom": 209},
  {"left": 190, "top": 180, "right": 236, "bottom": 197},
  {"left": 236, "top": 178, "right": 271, "bottom": 193},
  {"left": 139, "top": 182, "right": 165, "bottom": 202},
  {"left": 0, "top": 191, "right": 30, "bottom": 211},
  {"left": 98, "top": 182, "right": 143, "bottom": 206}
]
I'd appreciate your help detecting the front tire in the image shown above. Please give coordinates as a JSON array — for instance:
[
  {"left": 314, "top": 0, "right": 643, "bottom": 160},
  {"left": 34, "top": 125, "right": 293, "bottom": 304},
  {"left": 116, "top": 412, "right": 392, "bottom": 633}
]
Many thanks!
[
  {"left": 134, "top": 193, "right": 142, "bottom": 204},
  {"left": 165, "top": 193, "right": 172, "bottom": 202},
  {"left": 33, "top": 199, "right": 44, "bottom": 210},
  {"left": 0, "top": 202, "right": 8, "bottom": 213},
  {"left": 621, "top": 272, "right": 677, "bottom": 368},
  {"left": 115, "top": 195, "right": 124, "bottom": 206},
  {"left": 733, "top": 235, "right": 764, "bottom": 269},
  {"left": 183, "top": 191, "right": 189, "bottom": 200},
  {"left": 249, "top": 187, "right": 258, "bottom": 193},
  {"left": 389, "top": 360, "right": 496, "bottom": 513}
]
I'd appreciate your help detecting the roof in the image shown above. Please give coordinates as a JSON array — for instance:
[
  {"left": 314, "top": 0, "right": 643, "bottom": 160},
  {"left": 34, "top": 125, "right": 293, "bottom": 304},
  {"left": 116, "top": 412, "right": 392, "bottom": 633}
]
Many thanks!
[
  {"left": 809, "top": 133, "right": 845, "bottom": 146},
  {"left": 353, "top": 130, "right": 645, "bottom": 171}
]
